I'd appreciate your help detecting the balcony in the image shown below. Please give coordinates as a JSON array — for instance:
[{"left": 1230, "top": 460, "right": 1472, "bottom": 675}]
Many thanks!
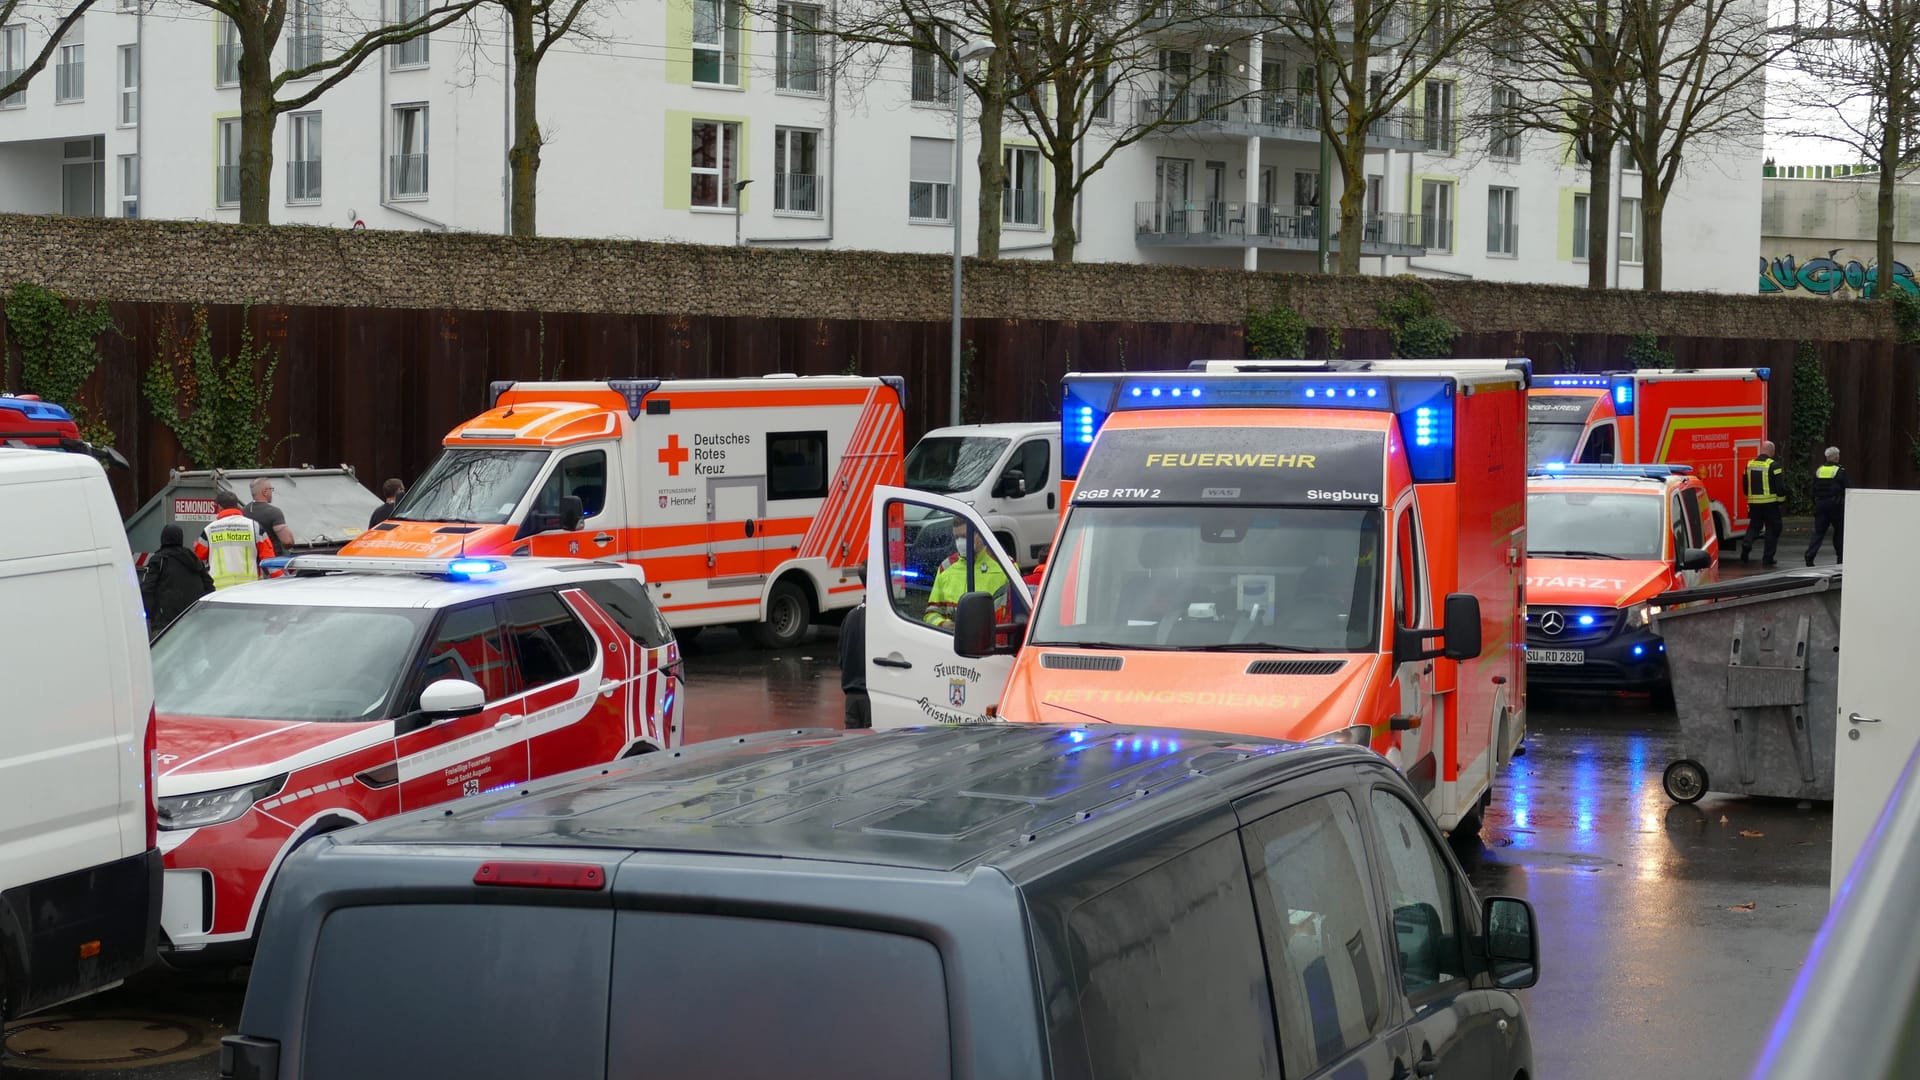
[
  {"left": 1134, "top": 201, "right": 1427, "bottom": 257},
  {"left": 390, "top": 153, "right": 428, "bottom": 198},
  {"left": 1136, "top": 90, "right": 1425, "bottom": 151},
  {"left": 1146, "top": 0, "right": 1407, "bottom": 43},
  {"left": 287, "top": 159, "right": 322, "bottom": 203},
  {"left": 55, "top": 60, "right": 83, "bottom": 102},
  {"left": 217, "top": 165, "right": 242, "bottom": 207},
  {"left": 775, "top": 172, "right": 820, "bottom": 215}
]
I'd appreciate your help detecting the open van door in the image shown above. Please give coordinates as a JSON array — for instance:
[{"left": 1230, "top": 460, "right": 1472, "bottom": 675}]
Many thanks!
[{"left": 865, "top": 486, "right": 1027, "bottom": 729}]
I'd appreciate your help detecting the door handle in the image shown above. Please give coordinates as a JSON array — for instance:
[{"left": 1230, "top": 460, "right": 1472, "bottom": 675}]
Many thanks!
[
  {"left": 593, "top": 531, "right": 615, "bottom": 546},
  {"left": 874, "top": 656, "right": 913, "bottom": 669},
  {"left": 598, "top": 679, "right": 620, "bottom": 696},
  {"left": 494, "top": 714, "right": 524, "bottom": 731},
  {"left": 1414, "top": 1049, "right": 1440, "bottom": 1078},
  {"left": 744, "top": 519, "right": 756, "bottom": 538},
  {"left": 1849, "top": 712, "right": 1883, "bottom": 725}
]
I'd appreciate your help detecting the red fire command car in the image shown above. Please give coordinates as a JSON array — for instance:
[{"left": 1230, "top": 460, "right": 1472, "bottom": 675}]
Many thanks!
[{"left": 149, "top": 556, "right": 684, "bottom": 961}]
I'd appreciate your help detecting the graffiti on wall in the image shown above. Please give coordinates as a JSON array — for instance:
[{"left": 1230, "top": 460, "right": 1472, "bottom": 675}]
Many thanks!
[{"left": 1759, "top": 250, "right": 1919, "bottom": 297}]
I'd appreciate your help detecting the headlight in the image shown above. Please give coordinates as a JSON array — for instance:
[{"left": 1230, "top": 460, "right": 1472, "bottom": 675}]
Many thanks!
[
  {"left": 157, "top": 774, "right": 287, "bottom": 831},
  {"left": 1626, "top": 603, "right": 1656, "bottom": 628},
  {"left": 1313, "top": 724, "right": 1375, "bottom": 748}
]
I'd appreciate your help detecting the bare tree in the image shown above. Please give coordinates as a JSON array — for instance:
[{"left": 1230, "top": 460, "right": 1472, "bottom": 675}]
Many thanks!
[
  {"left": 1777, "top": 0, "right": 1920, "bottom": 298},
  {"left": 180, "top": 0, "right": 483, "bottom": 224},
  {"left": 1615, "top": 0, "right": 1779, "bottom": 289},
  {"left": 0, "top": 1, "right": 95, "bottom": 102},
  {"left": 489, "top": 0, "right": 601, "bottom": 236},
  {"left": 1262, "top": 0, "right": 1504, "bottom": 274}
]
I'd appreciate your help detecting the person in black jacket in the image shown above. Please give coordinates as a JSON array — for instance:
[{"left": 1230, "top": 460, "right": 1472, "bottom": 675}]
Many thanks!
[
  {"left": 368, "top": 478, "right": 407, "bottom": 528},
  {"left": 1805, "top": 446, "right": 1847, "bottom": 566},
  {"left": 838, "top": 565, "right": 870, "bottom": 729},
  {"left": 142, "top": 524, "right": 213, "bottom": 639}
]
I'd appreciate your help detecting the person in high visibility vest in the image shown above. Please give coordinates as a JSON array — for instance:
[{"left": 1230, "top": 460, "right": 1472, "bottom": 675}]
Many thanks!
[
  {"left": 1805, "top": 446, "right": 1847, "bottom": 567},
  {"left": 924, "top": 520, "right": 1010, "bottom": 631},
  {"left": 1739, "top": 439, "right": 1787, "bottom": 567},
  {"left": 194, "top": 491, "right": 276, "bottom": 590}
]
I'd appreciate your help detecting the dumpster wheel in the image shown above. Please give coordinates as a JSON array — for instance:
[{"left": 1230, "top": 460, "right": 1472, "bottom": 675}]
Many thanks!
[{"left": 1663, "top": 759, "right": 1708, "bottom": 804}]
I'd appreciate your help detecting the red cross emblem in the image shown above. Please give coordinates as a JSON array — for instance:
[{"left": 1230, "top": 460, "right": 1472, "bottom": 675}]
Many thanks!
[{"left": 658, "top": 434, "right": 690, "bottom": 476}]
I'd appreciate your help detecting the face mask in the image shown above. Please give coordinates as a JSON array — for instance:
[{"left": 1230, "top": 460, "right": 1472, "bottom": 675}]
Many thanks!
[{"left": 954, "top": 536, "right": 969, "bottom": 557}]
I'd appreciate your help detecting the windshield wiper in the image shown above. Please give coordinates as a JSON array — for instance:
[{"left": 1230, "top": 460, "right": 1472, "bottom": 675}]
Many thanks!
[
  {"left": 1040, "top": 701, "right": 1115, "bottom": 725},
  {"left": 1181, "top": 642, "right": 1320, "bottom": 653},
  {"left": 1530, "top": 549, "right": 1626, "bottom": 560}
]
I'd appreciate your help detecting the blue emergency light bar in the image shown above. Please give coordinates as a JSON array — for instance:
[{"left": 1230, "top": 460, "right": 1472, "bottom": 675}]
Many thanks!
[
  {"left": 1537, "top": 374, "right": 1613, "bottom": 390},
  {"left": 0, "top": 395, "right": 75, "bottom": 422},
  {"left": 1062, "top": 372, "right": 1457, "bottom": 483},
  {"left": 1531, "top": 464, "right": 1694, "bottom": 479}
]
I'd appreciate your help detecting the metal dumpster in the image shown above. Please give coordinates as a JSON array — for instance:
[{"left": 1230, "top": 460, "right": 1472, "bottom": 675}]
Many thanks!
[
  {"left": 1650, "top": 565, "right": 1842, "bottom": 803},
  {"left": 125, "top": 466, "right": 382, "bottom": 555}
]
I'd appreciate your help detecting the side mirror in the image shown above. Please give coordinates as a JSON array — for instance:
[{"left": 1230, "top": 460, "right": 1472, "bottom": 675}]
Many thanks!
[
  {"left": 395, "top": 678, "right": 485, "bottom": 735},
  {"left": 560, "top": 494, "right": 586, "bottom": 532},
  {"left": 953, "top": 591, "right": 998, "bottom": 658},
  {"left": 1441, "top": 593, "right": 1482, "bottom": 661},
  {"left": 1679, "top": 546, "right": 1713, "bottom": 571},
  {"left": 1482, "top": 896, "right": 1540, "bottom": 989},
  {"left": 995, "top": 469, "right": 1028, "bottom": 499}
]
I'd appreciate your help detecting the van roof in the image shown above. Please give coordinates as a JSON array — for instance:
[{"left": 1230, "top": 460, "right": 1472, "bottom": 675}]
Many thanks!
[
  {"left": 0, "top": 446, "right": 106, "bottom": 485},
  {"left": 199, "top": 557, "right": 642, "bottom": 610},
  {"left": 919, "top": 422, "right": 1056, "bottom": 440},
  {"left": 334, "top": 725, "right": 1355, "bottom": 875}
]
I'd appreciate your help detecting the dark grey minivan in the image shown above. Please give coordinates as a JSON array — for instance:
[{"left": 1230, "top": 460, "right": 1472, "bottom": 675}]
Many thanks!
[{"left": 222, "top": 725, "right": 1537, "bottom": 1080}]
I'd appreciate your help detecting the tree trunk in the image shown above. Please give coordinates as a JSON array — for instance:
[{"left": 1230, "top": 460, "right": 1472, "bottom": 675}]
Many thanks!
[
  {"left": 974, "top": 83, "right": 1006, "bottom": 260},
  {"left": 1877, "top": 118, "right": 1897, "bottom": 299},
  {"left": 1587, "top": 133, "right": 1613, "bottom": 290},
  {"left": 236, "top": 20, "right": 276, "bottom": 225},
  {"left": 1640, "top": 176, "right": 1665, "bottom": 292},
  {"left": 508, "top": 3, "right": 540, "bottom": 237},
  {"left": 1334, "top": 141, "right": 1367, "bottom": 275},
  {"left": 1049, "top": 146, "right": 1076, "bottom": 262}
]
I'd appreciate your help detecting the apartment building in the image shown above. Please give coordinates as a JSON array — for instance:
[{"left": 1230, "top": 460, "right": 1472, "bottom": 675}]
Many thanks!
[{"left": 0, "top": 0, "right": 1760, "bottom": 291}]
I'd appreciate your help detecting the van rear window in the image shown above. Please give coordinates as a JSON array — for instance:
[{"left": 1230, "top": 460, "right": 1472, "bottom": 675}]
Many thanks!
[
  {"left": 606, "top": 911, "right": 951, "bottom": 1079},
  {"left": 304, "top": 905, "right": 612, "bottom": 1080}
]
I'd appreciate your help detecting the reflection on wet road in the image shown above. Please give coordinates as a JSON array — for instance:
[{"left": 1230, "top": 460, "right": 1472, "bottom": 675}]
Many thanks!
[{"left": 3, "top": 624, "right": 1832, "bottom": 1080}]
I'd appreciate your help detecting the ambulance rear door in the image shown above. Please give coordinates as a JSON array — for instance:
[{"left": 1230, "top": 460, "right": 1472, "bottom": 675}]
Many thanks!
[
  {"left": 864, "top": 487, "right": 1028, "bottom": 729},
  {"left": 1631, "top": 370, "right": 1767, "bottom": 540}
]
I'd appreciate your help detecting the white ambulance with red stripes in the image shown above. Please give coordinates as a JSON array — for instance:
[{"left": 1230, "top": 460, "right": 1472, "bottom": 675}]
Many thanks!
[
  {"left": 342, "top": 376, "right": 906, "bottom": 648},
  {"left": 148, "top": 555, "right": 683, "bottom": 963}
]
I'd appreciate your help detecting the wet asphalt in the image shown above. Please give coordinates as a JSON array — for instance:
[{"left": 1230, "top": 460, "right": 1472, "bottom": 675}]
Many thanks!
[{"left": 2, "top": 606, "right": 1834, "bottom": 1080}]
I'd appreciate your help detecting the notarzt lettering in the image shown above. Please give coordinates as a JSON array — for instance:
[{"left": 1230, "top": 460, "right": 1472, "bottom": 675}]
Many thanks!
[{"left": 1145, "top": 452, "right": 1318, "bottom": 469}]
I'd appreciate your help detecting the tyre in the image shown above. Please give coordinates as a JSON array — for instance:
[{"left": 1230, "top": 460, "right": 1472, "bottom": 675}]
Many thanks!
[
  {"left": 1664, "top": 759, "right": 1708, "bottom": 804},
  {"left": 748, "top": 580, "right": 812, "bottom": 649},
  {"left": 1452, "top": 788, "right": 1491, "bottom": 839},
  {"left": 674, "top": 625, "right": 703, "bottom": 644},
  {"left": 1652, "top": 683, "right": 1676, "bottom": 711}
]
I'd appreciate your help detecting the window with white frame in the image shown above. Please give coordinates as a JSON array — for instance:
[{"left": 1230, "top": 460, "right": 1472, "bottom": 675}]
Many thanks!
[
  {"left": 1489, "top": 85, "right": 1520, "bottom": 160},
  {"left": 218, "top": 16, "right": 241, "bottom": 86},
  {"left": 1420, "top": 178, "right": 1453, "bottom": 252},
  {"left": 289, "top": 112, "right": 322, "bottom": 202},
  {"left": 689, "top": 119, "right": 740, "bottom": 208},
  {"left": 1618, "top": 107, "right": 1640, "bottom": 171},
  {"left": 1004, "top": 146, "right": 1041, "bottom": 227},
  {"left": 1, "top": 25, "right": 24, "bottom": 107},
  {"left": 392, "top": 0, "right": 429, "bottom": 68},
  {"left": 1091, "top": 64, "right": 1112, "bottom": 120},
  {"left": 55, "top": 31, "right": 82, "bottom": 102},
  {"left": 117, "top": 44, "right": 137, "bottom": 125},
  {"left": 63, "top": 136, "right": 104, "bottom": 216},
  {"left": 774, "top": 126, "right": 819, "bottom": 215},
  {"left": 119, "top": 154, "right": 138, "bottom": 218},
  {"left": 217, "top": 118, "right": 242, "bottom": 206},
  {"left": 391, "top": 103, "right": 428, "bottom": 197},
  {"left": 775, "top": 3, "right": 821, "bottom": 93},
  {"left": 691, "top": 0, "right": 740, "bottom": 86},
  {"left": 119, "top": 0, "right": 139, "bottom": 10},
  {"left": 1422, "top": 80, "right": 1454, "bottom": 153},
  {"left": 1620, "top": 196, "right": 1643, "bottom": 263},
  {"left": 1572, "top": 192, "right": 1590, "bottom": 260},
  {"left": 911, "top": 25, "right": 953, "bottom": 103},
  {"left": 908, "top": 136, "right": 953, "bottom": 222},
  {"left": 287, "top": 0, "right": 321, "bottom": 70},
  {"left": 1487, "top": 185, "right": 1517, "bottom": 255}
]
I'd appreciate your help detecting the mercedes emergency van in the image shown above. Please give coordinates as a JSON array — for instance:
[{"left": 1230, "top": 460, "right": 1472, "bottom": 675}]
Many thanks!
[
  {"left": 864, "top": 360, "right": 1531, "bottom": 833},
  {"left": 341, "top": 376, "right": 905, "bottom": 648},
  {"left": 904, "top": 422, "right": 1062, "bottom": 570},
  {"left": 1527, "top": 368, "right": 1767, "bottom": 543},
  {"left": 0, "top": 449, "right": 160, "bottom": 1019}
]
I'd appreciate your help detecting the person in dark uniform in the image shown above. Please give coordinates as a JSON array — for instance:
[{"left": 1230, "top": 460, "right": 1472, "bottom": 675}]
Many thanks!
[
  {"left": 368, "top": 478, "right": 407, "bottom": 528},
  {"left": 141, "top": 524, "right": 213, "bottom": 639},
  {"left": 1805, "top": 446, "right": 1847, "bottom": 566},
  {"left": 1739, "top": 440, "right": 1787, "bottom": 567},
  {"left": 838, "top": 565, "right": 870, "bottom": 729}
]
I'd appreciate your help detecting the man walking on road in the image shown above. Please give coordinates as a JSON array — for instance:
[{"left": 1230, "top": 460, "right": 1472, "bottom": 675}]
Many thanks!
[
  {"left": 1805, "top": 446, "right": 1847, "bottom": 566},
  {"left": 1739, "top": 440, "right": 1787, "bottom": 567},
  {"left": 838, "top": 565, "right": 870, "bottom": 730}
]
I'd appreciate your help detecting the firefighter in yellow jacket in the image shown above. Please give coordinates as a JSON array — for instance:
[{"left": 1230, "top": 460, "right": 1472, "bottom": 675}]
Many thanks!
[
  {"left": 924, "top": 520, "right": 1011, "bottom": 630},
  {"left": 1739, "top": 440, "right": 1787, "bottom": 567}
]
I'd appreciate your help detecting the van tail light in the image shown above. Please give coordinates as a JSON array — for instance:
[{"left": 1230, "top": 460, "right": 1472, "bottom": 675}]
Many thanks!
[
  {"left": 144, "top": 705, "right": 159, "bottom": 851},
  {"left": 473, "top": 861, "right": 607, "bottom": 890}
]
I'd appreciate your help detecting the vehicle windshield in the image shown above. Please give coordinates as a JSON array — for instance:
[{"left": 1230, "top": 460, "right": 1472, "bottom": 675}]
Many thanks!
[
  {"left": 1030, "top": 505, "right": 1383, "bottom": 652},
  {"left": 388, "top": 448, "right": 550, "bottom": 524},
  {"left": 1528, "top": 491, "right": 1665, "bottom": 560},
  {"left": 905, "top": 436, "right": 1009, "bottom": 494},
  {"left": 153, "top": 604, "right": 431, "bottom": 722},
  {"left": 1527, "top": 423, "right": 1585, "bottom": 466}
]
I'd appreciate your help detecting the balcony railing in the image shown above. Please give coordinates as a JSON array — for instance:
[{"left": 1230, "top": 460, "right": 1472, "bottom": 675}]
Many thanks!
[
  {"left": 1134, "top": 200, "right": 1426, "bottom": 252},
  {"left": 775, "top": 172, "right": 820, "bottom": 215},
  {"left": 217, "top": 164, "right": 242, "bottom": 207},
  {"left": 218, "top": 43, "right": 241, "bottom": 85},
  {"left": 55, "top": 60, "right": 83, "bottom": 101},
  {"left": 0, "top": 68, "right": 23, "bottom": 107},
  {"left": 390, "top": 153, "right": 428, "bottom": 197},
  {"left": 287, "top": 159, "right": 322, "bottom": 202},
  {"left": 1136, "top": 89, "right": 1422, "bottom": 147},
  {"left": 910, "top": 64, "right": 952, "bottom": 103}
]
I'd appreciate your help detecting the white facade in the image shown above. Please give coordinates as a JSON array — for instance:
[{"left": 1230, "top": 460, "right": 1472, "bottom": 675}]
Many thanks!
[{"left": 0, "top": 1, "right": 1760, "bottom": 291}]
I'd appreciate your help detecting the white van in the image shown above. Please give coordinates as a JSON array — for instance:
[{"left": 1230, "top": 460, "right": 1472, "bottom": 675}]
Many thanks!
[
  {"left": 0, "top": 449, "right": 160, "bottom": 1019},
  {"left": 904, "top": 422, "right": 1060, "bottom": 569}
]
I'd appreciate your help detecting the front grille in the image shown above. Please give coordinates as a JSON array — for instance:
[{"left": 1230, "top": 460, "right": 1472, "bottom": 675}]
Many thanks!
[
  {"left": 1525, "top": 606, "right": 1620, "bottom": 646},
  {"left": 1246, "top": 659, "right": 1347, "bottom": 676},
  {"left": 1040, "top": 653, "right": 1124, "bottom": 671}
]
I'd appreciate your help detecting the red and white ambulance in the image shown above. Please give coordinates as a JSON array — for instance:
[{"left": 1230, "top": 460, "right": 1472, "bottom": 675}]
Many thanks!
[
  {"left": 865, "top": 359, "right": 1531, "bottom": 833},
  {"left": 341, "top": 376, "right": 905, "bottom": 647},
  {"left": 149, "top": 555, "right": 683, "bottom": 960},
  {"left": 1527, "top": 368, "right": 1768, "bottom": 542}
]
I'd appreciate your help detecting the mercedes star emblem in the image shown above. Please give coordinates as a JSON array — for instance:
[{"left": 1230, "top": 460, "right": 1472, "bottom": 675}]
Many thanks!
[{"left": 1539, "top": 610, "right": 1566, "bottom": 636}]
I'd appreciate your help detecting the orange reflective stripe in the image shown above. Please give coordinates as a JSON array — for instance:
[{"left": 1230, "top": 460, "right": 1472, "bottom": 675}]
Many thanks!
[{"left": 656, "top": 389, "right": 876, "bottom": 410}]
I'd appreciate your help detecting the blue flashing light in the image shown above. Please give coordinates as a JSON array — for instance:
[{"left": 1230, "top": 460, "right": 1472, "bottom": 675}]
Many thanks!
[
  {"left": 891, "top": 568, "right": 922, "bottom": 580},
  {"left": 1632, "top": 644, "right": 1646, "bottom": 657},
  {"left": 0, "top": 395, "right": 75, "bottom": 422},
  {"left": 1529, "top": 464, "right": 1694, "bottom": 480},
  {"left": 1577, "top": 614, "right": 1596, "bottom": 627},
  {"left": 1658, "top": 643, "right": 1666, "bottom": 652},
  {"left": 1610, "top": 375, "right": 1637, "bottom": 416},
  {"left": 1150, "top": 387, "right": 1162, "bottom": 397},
  {"left": 1131, "top": 738, "right": 1143, "bottom": 751},
  {"left": 1393, "top": 379, "right": 1456, "bottom": 483},
  {"left": 1066, "top": 730, "right": 1087, "bottom": 744},
  {"left": 1538, "top": 374, "right": 1614, "bottom": 390},
  {"left": 1169, "top": 740, "right": 1180, "bottom": 752},
  {"left": 447, "top": 558, "right": 505, "bottom": 579}
]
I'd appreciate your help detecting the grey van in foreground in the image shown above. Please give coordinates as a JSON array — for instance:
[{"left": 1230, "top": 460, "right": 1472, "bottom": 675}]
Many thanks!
[{"left": 223, "top": 724, "right": 1538, "bottom": 1080}]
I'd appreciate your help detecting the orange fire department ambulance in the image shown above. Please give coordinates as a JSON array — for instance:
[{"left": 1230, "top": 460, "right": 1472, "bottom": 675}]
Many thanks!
[
  {"left": 864, "top": 359, "right": 1530, "bottom": 832},
  {"left": 1526, "top": 368, "right": 1768, "bottom": 542},
  {"left": 341, "top": 377, "right": 905, "bottom": 647}
]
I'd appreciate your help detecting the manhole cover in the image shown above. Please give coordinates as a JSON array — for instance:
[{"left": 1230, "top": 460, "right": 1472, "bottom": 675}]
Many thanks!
[{"left": 1, "top": 1014, "right": 220, "bottom": 1070}]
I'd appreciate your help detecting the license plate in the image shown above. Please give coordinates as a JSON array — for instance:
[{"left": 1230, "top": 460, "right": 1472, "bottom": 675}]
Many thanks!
[{"left": 1526, "top": 648, "right": 1585, "bottom": 666}]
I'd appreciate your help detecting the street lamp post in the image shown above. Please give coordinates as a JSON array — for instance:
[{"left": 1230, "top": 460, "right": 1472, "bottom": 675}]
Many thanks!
[
  {"left": 951, "top": 39, "right": 996, "bottom": 427},
  {"left": 734, "top": 178, "right": 754, "bottom": 247}
]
